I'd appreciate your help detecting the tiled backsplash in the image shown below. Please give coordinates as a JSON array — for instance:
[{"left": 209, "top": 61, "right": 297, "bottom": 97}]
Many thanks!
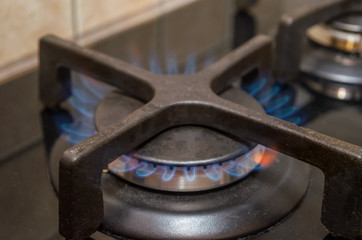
[
  {"left": 0, "top": 0, "right": 72, "bottom": 70},
  {"left": 75, "top": 0, "right": 160, "bottom": 36},
  {"left": 0, "top": 0, "right": 193, "bottom": 84}
]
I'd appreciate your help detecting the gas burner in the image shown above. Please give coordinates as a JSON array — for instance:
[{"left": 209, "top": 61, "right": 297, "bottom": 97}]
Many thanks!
[
  {"left": 49, "top": 135, "right": 309, "bottom": 240},
  {"left": 40, "top": 32, "right": 362, "bottom": 240},
  {"left": 300, "top": 12, "right": 362, "bottom": 101},
  {"left": 307, "top": 13, "right": 362, "bottom": 54},
  {"left": 275, "top": 1, "right": 362, "bottom": 103},
  {"left": 47, "top": 76, "right": 310, "bottom": 239},
  {"left": 96, "top": 88, "right": 264, "bottom": 191}
]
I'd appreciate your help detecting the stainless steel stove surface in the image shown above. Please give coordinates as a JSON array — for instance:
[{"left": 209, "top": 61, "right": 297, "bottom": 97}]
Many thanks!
[{"left": 1, "top": 0, "right": 361, "bottom": 240}]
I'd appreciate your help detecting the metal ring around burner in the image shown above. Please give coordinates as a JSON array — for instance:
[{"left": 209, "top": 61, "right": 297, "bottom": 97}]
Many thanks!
[
  {"left": 108, "top": 144, "right": 265, "bottom": 192},
  {"left": 95, "top": 87, "right": 265, "bottom": 191},
  {"left": 307, "top": 24, "right": 362, "bottom": 53}
]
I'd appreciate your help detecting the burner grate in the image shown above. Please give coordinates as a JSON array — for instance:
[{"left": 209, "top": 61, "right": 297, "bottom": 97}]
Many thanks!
[{"left": 39, "top": 34, "right": 362, "bottom": 240}]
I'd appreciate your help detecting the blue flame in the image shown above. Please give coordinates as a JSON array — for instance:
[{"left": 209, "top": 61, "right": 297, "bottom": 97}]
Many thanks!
[
  {"left": 131, "top": 59, "right": 142, "bottom": 68},
  {"left": 184, "top": 167, "right": 197, "bottom": 182},
  {"left": 136, "top": 162, "right": 157, "bottom": 177},
  {"left": 241, "top": 78, "right": 306, "bottom": 126},
  {"left": 203, "top": 165, "right": 221, "bottom": 181},
  {"left": 138, "top": 51, "right": 215, "bottom": 75},
  {"left": 57, "top": 50, "right": 306, "bottom": 185},
  {"left": 67, "top": 97, "right": 94, "bottom": 118},
  {"left": 61, "top": 123, "right": 94, "bottom": 137},
  {"left": 113, "top": 155, "right": 140, "bottom": 172},
  {"left": 265, "top": 96, "right": 290, "bottom": 114},
  {"left": 58, "top": 72, "right": 112, "bottom": 145},
  {"left": 166, "top": 52, "right": 179, "bottom": 75},
  {"left": 257, "top": 86, "right": 280, "bottom": 104},
  {"left": 202, "top": 51, "right": 214, "bottom": 69},
  {"left": 184, "top": 53, "right": 197, "bottom": 75},
  {"left": 272, "top": 106, "right": 297, "bottom": 119},
  {"left": 150, "top": 57, "right": 163, "bottom": 74},
  {"left": 65, "top": 134, "right": 88, "bottom": 145},
  {"left": 161, "top": 166, "right": 176, "bottom": 181},
  {"left": 109, "top": 146, "right": 262, "bottom": 183},
  {"left": 244, "top": 77, "right": 267, "bottom": 96},
  {"left": 221, "top": 160, "right": 246, "bottom": 177}
]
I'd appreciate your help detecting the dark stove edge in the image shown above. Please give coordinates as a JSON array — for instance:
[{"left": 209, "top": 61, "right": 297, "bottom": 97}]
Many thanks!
[{"left": 0, "top": 69, "right": 42, "bottom": 161}]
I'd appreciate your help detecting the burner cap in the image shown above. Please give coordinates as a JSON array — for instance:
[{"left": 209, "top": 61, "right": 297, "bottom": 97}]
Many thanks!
[
  {"left": 95, "top": 87, "right": 265, "bottom": 191},
  {"left": 307, "top": 12, "right": 362, "bottom": 54},
  {"left": 302, "top": 12, "right": 362, "bottom": 101},
  {"left": 301, "top": 44, "right": 362, "bottom": 101},
  {"left": 95, "top": 87, "right": 263, "bottom": 165},
  {"left": 331, "top": 12, "right": 362, "bottom": 33}
]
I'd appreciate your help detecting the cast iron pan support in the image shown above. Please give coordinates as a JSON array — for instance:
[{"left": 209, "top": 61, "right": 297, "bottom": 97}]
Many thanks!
[
  {"left": 39, "top": 34, "right": 362, "bottom": 240},
  {"left": 275, "top": 0, "right": 362, "bottom": 80}
]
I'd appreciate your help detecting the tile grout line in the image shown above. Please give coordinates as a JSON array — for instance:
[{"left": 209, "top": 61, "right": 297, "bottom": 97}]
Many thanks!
[{"left": 71, "top": 0, "right": 81, "bottom": 44}]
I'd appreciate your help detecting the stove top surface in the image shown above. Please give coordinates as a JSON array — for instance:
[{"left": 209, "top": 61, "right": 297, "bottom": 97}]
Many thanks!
[
  {"left": 1, "top": 98, "right": 360, "bottom": 240},
  {"left": 1, "top": 0, "right": 362, "bottom": 239}
]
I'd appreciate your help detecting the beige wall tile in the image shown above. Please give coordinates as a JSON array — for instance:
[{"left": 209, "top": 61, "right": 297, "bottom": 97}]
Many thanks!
[
  {"left": 0, "top": 0, "right": 72, "bottom": 68},
  {"left": 76, "top": 0, "right": 160, "bottom": 36}
]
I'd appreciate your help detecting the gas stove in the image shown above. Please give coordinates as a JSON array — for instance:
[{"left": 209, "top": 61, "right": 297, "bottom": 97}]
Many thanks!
[{"left": 1, "top": 0, "right": 361, "bottom": 240}]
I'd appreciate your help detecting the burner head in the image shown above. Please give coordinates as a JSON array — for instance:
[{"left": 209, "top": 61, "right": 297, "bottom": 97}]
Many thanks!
[
  {"left": 331, "top": 12, "right": 362, "bottom": 33},
  {"left": 49, "top": 133, "right": 310, "bottom": 240},
  {"left": 95, "top": 87, "right": 265, "bottom": 191},
  {"left": 301, "top": 12, "right": 362, "bottom": 101},
  {"left": 307, "top": 12, "right": 362, "bottom": 53}
]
